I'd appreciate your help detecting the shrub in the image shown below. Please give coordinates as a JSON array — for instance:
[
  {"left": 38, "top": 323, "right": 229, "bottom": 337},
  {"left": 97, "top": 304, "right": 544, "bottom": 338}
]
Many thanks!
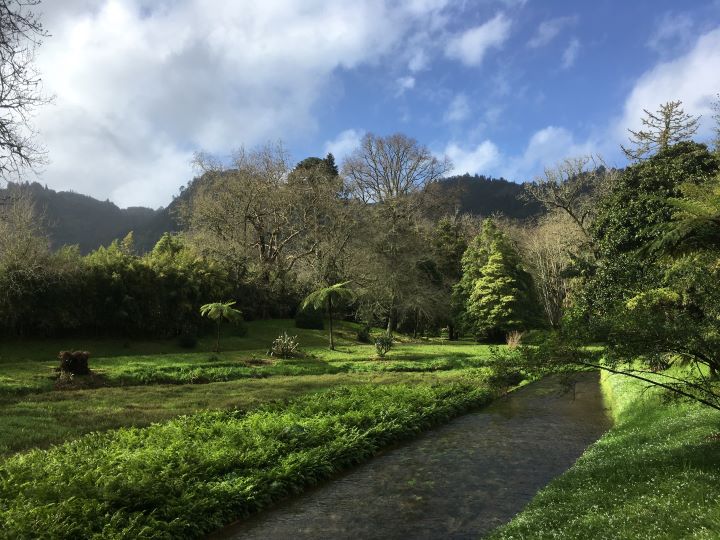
[
  {"left": 357, "top": 324, "right": 372, "bottom": 343},
  {"left": 294, "top": 306, "right": 324, "bottom": 330},
  {"left": 270, "top": 331, "right": 300, "bottom": 358},
  {"left": 506, "top": 331, "right": 524, "bottom": 349},
  {"left": 375, "top": 335, "right": 393, "bottom": 358},
  {"left": 57, "top": 350, "right": 90, "bottom": 375},
  {"left": 233, "top": 319, "right": 248, "bottom": 337}
]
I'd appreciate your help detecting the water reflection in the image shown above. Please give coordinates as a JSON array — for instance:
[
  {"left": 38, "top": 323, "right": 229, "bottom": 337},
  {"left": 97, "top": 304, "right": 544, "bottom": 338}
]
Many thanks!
[{"left": 213, "top": 372, "right": 611, "bottom": 540}]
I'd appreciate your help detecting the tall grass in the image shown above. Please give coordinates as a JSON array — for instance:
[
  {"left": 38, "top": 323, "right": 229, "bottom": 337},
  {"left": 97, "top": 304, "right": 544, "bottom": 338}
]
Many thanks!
[{"left": 0, "top": 382, "right": 493, "bottom": 539}]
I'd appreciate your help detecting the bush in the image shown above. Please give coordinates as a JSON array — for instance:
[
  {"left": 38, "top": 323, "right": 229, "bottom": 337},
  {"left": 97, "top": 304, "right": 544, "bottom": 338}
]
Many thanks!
[
  {"left": 375, "top": 335, "right": 393, "bottom": 358},
  {"left": 506, "top": 331, "right": 524, "bottom": 349},
  {"left": 270, "top": 331, "right": 300, "bottom": 358},
  {"left": 57, "top": 350, "right": 90, "bottom": 375},
  {"left": 294, "top": 306, "right": 324, "bottom": 330},
  {"left": 357, "top": 324, "right": 371, "bottom": 343},
  {"left": 233, "top": 319, "right": 248, "bottom": 337}
]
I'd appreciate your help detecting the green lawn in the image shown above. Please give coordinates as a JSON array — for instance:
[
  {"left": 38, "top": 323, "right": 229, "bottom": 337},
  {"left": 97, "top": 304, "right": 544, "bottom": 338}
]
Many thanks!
[
  {"left": 0, "top": 320, "right": 494, "bottom": 395},
  {"left": 0, "top": 320, "right": 496, "bottom": 456},
  {"left": 490, "top": 370, "right": 720, "bottom": 539}
]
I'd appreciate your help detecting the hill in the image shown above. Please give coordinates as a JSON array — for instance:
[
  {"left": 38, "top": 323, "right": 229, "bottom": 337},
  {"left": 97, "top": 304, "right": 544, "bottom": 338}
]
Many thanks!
[{"left": 6, "top": 174, "right": 541, "bottom": 253}]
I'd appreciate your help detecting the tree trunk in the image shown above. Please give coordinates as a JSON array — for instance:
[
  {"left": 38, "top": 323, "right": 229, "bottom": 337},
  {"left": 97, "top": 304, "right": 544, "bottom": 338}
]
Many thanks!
[
  {"left": 215, "top": 320, "right": 221, "bottom": 353},
  {"left": 328, "top": 296, "right": 334, "bottom": 350},
  {"left": 448, "top": 323, "right": 457, "bottom": 341},
  {"left": 386, "top": 309, "right": 395, "bottom": 336}
]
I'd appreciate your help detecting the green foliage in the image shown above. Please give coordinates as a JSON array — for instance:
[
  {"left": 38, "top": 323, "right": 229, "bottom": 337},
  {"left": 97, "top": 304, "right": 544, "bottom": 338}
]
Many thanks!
[
  {"left": 375, "top": 335, "right": 393, "bottom": 357},
  {"left": 356, "top": 324, "right": 371, "bottom": 343},
  {"left": 0, "top": 383, "right": 494, "bottom": 539},
  {"left": 200, "top": 301, "right": 243, "bottom": 352},
  {"left": 301, "top": 281, "right": 354, "bottom": 349},
  {"left": 457, "top": 219, "right": 541, "bottom": 341},
  {"left": 294, "top": 305, "right": 324, "bottom": 330}
]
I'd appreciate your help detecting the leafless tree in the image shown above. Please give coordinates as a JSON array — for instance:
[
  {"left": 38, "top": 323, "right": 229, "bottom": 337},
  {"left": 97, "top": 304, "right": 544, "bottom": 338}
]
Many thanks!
[
  {"left": 524, "top": 155, "right": 615, "bottom": 247},
  {"left": 343, "top": 133, "right": 452, "bottom": 203},
  {"left": 0, "top": 0, "right": 50, "bottom": 179},
  {"left": 712, "top": 93, "right": 720, "bottom": 155},
  {"left": 621, "top": 100, "right": 700, "bottom": 160}
]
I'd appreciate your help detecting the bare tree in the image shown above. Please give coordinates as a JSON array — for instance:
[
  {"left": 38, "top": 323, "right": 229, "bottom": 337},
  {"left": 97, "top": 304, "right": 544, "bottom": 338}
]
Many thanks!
[
  {"left": 0, "top": 0, "right": 49, "bottom": 178},
  {"left": 342, "top": 133, "right": 453, "bottom": 334},
  {"left": 343, "top": 133, "right": 452, "bottom": 203},
  {"left": 621, "top": 100, "right": 700, "bottom": 160},
  {"left": 517, "top": 212, "right": 584, "bottom": 328},
  {"left": 523, "top": 155, "right": 614, "bottom": 246}
]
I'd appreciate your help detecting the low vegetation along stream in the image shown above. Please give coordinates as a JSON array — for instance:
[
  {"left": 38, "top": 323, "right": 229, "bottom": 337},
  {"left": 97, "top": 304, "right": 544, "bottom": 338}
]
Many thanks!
[{"left": 213, "top": 372, "right": 611, "bottom": 539}]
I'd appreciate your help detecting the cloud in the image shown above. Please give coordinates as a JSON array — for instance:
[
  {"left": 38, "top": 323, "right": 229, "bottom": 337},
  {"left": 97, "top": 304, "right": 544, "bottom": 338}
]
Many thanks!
[
  {"left": 528, "top": 16, "right": 577, "bottom": 48},
  {"left": 445, "top": 13, "right": 512, "bottom": 67},
  {"left": 324, "top": 129, "right": 365, "bottom": 163},
  {"left": 647, "top": 12, "right": 695, "bottom": 55},
  {"left": 33, "top": 0, "right": 454, "bottom": 207},
  {"left": 444, "top": 93, "right": 471, "bottom": 123},
  {"left": 561, "top": 38, "right": 581, "bottom": 69},
  {"left": 396, "top": 76, "right": 416, "bottom": 96},
  {"left": 443, "top": 140, "right": 500, "bottom": 175},
  {"left": 617, "top": 27, "right": 720, "bottom": 143}
]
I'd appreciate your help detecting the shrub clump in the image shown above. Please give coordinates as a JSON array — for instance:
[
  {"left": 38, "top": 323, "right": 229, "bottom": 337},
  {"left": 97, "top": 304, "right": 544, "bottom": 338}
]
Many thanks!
[
  {"left": 375, "top": 335, "right": 393, "bottom": 358},
  {"left": 357, "top": 324, "right": 372, "bottom": 343},
  {"left": 57, "top": 350, "right": 90, "bottom": 375},
  {"left": 270, "top": 331, "right": 300, "bottom": 358}
]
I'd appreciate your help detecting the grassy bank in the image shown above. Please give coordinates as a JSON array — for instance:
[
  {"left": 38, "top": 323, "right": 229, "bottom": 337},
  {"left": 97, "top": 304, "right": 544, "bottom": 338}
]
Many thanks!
[
  {"left": 489, "top": 371, "right": 720, "bottom": 539},
  {"left": 0, "top": 382, "right": 495, "bottom": 539}
]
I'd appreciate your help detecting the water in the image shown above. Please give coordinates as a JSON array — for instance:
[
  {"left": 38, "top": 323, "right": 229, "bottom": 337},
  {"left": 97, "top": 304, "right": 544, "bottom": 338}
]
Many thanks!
[{"left": 212, "top": 372, "right": 611, "bottom": 540}]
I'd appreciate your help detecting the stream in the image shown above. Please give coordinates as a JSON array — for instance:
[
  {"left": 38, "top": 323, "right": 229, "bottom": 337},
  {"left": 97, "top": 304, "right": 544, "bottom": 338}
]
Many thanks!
[{"left": 212, "top": 372, "right": 612, "bottom": 540}]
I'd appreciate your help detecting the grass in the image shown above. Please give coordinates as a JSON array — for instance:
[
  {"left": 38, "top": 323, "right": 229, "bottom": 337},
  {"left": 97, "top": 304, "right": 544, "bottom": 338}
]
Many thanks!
[
  {"left": 489, "top": 370, "right": 720, "bottom": 539},
  {"left": 0, "top": 369, "right": 489, "bottom": 457},
  {"left": 0, "top": 320, "right": 495, "bottom": 395},
  {"left": 0, "top": 382, "right": 496, "bottom": 539}
]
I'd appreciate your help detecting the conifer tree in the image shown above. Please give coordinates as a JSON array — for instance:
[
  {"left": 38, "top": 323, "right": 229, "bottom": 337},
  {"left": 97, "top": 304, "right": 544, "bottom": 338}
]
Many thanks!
[{"left": 622, "top": 100, "right": 700, "bottom": 160}]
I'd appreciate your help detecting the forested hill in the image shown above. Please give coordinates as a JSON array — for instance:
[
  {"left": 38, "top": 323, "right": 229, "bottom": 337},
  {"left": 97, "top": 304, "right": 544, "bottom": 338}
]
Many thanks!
[
  {"left": 2, "top": 182, "right": 168, "bottom": 253},
  {"left": 437, "top": 174, "right": 543, "bottom": 219},
  {"left": 12, "top": 174, "right": 541, "bottom": 253}
]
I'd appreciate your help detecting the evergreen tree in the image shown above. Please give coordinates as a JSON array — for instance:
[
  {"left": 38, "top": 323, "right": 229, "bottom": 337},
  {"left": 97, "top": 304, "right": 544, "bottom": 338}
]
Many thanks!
[
  {"left": 622, "top": 100, "right": 700, "bottom": 160},
  {"left": 457, "top": 219, "right": 540, "bottom": 341}
]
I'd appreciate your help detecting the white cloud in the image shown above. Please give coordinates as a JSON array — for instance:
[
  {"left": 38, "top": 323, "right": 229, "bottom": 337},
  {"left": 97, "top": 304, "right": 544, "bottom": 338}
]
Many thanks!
[
  {"left": 528, "top": 16, "right": 577, "bottom": 48},
  {"left": 33, "top": 0, "right": 454, "bottom": 207},
  {"left": 617, "top": 27, "right": 720, "bottom": 143},
  {"left": 444, "top": 93, "right": 471, "bottom": 122},
  {"left": 561, "top": 38, "right": 580, "bottom": 69},
  {"left": 647, "top": 12, "right": 695, "bottom": 55},
  {"left": 445, "top": 13, "right": 512, "bottom": 67},
  {"left": 408, "top": 48, "right": 429, "bottom": 72},
  {"left": 396, "top": 76, "right": 416, "bottom": 96},
  {"left": 443, "top": 140, "right": 500, "bottom": 175},
  {"left": 324, "top": 129, "right": 365, "bottom": 163}
]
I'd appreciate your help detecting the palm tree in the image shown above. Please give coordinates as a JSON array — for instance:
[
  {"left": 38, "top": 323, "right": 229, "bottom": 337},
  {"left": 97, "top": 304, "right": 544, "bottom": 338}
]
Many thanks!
[
  {"left": 301, "top": 281, "right": 354, "bottom": 350},
  {"left": 200, "top": 301, "right": 243, "bottom": 352}
]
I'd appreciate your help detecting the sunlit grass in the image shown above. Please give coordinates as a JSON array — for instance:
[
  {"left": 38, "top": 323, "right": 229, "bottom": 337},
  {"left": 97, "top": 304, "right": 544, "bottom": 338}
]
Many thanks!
[{"left": 489, "top": 371, "right": 720, "bottom": 539}]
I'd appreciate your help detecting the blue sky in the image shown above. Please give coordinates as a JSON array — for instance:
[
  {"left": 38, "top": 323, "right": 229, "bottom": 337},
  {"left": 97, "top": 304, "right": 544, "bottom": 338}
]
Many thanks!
[{"left": 35, "top": 0, "right": 720, "bottom": 207}]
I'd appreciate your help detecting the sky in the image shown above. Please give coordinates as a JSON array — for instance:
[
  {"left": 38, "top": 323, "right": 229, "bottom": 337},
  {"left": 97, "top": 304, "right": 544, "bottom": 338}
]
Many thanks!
[{"left": 31, "top": 0, "right": 720, "bottom": 208}]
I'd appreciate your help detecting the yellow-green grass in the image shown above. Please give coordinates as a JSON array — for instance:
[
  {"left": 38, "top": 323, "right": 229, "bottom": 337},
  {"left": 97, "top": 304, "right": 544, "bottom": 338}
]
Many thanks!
[
  {"left": 0, "top": 370, "right": 490, "bottom": 457},
  {"left": 489, "top": 370, "right": 720, "bottom": 539},
  {"left": 0, "top": 320, "right": 494, "bottom": 395}
]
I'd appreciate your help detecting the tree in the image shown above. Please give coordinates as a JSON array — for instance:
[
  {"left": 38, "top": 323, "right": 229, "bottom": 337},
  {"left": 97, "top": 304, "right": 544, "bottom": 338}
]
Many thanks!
[
  {"left": 458, "top": 219, "right": 540, "bottom": 341},
  {"left": 518, "top": 212, "right": 584, "bottom": 328},
  {"left": 0, "top": 0, "right": 49, "bottom": 178},
  {"left": 343, "top": 133, "right": 452, "bottom": 335},
  {"left": 622, "top": 100, "right": 700, "bottom": 160},
  {"left": 199, "top": 301, "right": 242, "bottom": 352},
  {"left": 301, "top": 281, "right": 354, "bottom": 350},
  {"left": 524, "top": 155, "right": 613, "bottom": 247},
  {"left": 343, "top": 133, "right": 451, "bottom": 204},
  {"left": 712, "top": 93, "right": 720, "bottom": 156}
]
